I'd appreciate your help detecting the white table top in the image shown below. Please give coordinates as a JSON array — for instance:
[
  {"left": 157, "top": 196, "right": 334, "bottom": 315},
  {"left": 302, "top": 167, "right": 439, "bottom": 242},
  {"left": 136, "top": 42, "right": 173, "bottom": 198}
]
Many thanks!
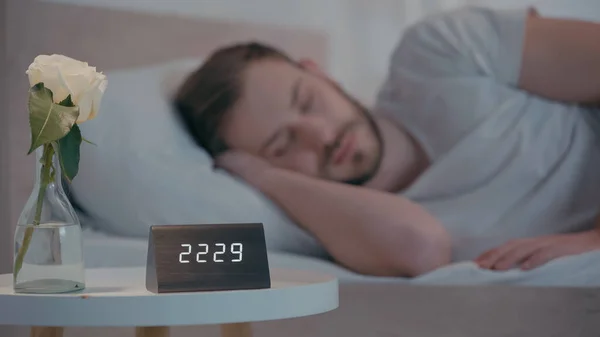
[{"left": 0, "top": 267, "right": 338, "bottom": 327}]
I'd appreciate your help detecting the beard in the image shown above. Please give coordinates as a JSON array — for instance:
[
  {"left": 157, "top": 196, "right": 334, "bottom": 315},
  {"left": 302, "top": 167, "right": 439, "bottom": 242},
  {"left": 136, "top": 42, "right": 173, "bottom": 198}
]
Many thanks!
[
  {"left": 341, "top": 112, "right": 384, "bottom": 186},
  {"left": 321, "top": 89, "right": 384, "bottom": 186}
]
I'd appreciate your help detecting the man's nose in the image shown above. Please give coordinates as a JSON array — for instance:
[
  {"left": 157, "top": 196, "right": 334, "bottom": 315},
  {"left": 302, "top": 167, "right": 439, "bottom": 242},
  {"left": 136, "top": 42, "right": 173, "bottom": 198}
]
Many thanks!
[{"left": 295, "top": 116, "right": 337, "bottom": 154}]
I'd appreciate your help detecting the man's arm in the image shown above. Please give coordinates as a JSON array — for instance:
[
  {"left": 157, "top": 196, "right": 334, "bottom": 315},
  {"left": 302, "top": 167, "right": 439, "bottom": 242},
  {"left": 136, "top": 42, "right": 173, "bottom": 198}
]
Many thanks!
[
  {"left": 216, "top": 152, "right": 451, "bottom": 277},
  {"left": 392, "top": 7, "right": 599, "bottom": 103},
  {"left": 520, "top": 11, "right": 600, "bottom": 104}
]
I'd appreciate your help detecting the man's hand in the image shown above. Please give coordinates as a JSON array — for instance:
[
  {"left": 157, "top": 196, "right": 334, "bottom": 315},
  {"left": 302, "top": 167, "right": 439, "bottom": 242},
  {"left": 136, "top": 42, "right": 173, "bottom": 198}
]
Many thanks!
[
  {"left": 475, "top": 230, "right": 600, "bottom": 271},
  {"left": 215, "top": 151, "right": 273, "bottom": 189}
]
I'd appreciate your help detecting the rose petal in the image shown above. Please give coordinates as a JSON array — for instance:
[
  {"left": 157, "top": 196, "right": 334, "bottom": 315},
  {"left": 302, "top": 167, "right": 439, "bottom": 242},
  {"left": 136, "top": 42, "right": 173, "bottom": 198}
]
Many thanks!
[
  {"left": 25, "top": 65, "right": 43, "bottom": 88},
  {"left": 76, "top": 89, "right": 93, "bottom": 123},
  {"left": 36, "top": 65, "right": 70, "bottom": 103},
  {"left": 33, "top": 55, "right": 54, "bottom": 64},
  {"left": 87, "top": 76, "right": 107, "bottom": 122},
  {"left": 26, "top": 54, "right": 106, "bottom": 118},
  {"left": 96, "top": 73, "right": 108, "bottom": 93},
  {"left": 52, "top": 65, "right": 74, "bottom": 103},
  {"left": 63, "top": 73, "right": 91, "bottom": 104}
]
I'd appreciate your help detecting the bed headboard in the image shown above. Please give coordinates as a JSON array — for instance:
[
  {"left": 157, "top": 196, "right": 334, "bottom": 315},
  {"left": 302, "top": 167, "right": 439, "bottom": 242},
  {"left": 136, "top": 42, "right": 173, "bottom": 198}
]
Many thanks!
[{"left": 2, "top": 0, "right": 328, "bottom": 273}]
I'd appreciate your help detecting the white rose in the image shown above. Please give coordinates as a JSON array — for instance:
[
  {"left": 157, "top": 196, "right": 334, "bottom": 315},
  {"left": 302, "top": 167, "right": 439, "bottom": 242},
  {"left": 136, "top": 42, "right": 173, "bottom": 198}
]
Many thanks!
[{"left": 26, "top": 54, "right": 108, "bottom": 124}]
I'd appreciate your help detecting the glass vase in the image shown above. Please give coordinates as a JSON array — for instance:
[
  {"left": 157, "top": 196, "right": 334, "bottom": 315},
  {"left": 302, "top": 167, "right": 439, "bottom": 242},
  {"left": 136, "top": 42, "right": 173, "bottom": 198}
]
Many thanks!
[{"left": 13, "top": 143, "right": 86, "bottom": 293}]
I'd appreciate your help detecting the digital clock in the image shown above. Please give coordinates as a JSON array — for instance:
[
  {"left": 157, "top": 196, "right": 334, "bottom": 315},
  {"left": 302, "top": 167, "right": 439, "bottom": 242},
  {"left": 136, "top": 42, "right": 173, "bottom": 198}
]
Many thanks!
[{"left": 145, "top": 223, "right": 271, "bottom": 293}]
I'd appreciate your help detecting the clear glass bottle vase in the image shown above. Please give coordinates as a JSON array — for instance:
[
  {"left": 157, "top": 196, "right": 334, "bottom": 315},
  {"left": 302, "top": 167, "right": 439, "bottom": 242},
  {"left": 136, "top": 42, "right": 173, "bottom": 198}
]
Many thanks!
[{"left": 13, "top": 143, "right": 86, "bottom": 293}]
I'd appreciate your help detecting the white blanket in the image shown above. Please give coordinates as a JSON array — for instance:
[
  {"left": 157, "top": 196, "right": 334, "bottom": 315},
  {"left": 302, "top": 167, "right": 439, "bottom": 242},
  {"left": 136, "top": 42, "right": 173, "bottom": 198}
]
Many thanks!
[
  {"left": 83, "top": 230, "right": 600, "bottom": 287},
  {"left": 414, "top": 251, "right": 600, "bottom": 287}
]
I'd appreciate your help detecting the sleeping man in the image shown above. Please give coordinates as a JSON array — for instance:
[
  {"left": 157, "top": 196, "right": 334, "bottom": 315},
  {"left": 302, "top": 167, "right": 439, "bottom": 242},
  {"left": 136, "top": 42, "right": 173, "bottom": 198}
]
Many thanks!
[{"left": 174, "top": 6, "right": 600, "bottom": 277}]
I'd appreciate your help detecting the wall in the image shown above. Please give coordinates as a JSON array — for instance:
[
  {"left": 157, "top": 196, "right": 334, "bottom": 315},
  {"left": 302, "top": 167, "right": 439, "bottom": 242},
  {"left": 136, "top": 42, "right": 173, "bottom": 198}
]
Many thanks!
[
  {"left": 41, "top": 0, "right": 426, "bottom": 106},
  {"left": 4, "top": 0, "right": 37, "bottom": 270},
  {"left": 41, "top": 0, "right": 589, "bottom": 106},
  {"left": 1, "top": 0, "right": 11, "bottom": 277},
  {"left": 2, "top": 1, "right": 34, "bottom": 334}
]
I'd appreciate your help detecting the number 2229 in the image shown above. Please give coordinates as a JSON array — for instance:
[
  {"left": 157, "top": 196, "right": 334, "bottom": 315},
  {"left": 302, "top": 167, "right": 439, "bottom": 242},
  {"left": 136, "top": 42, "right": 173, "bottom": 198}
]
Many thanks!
[{"left": 179, "top": 243, "right": 243, "bottom": 263}]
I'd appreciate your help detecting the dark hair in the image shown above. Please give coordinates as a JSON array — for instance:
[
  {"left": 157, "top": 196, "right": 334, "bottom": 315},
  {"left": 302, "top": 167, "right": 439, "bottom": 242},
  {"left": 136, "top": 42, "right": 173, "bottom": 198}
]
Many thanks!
[{"left": 173, "top": 42, "right": 294, "bottom": 157}]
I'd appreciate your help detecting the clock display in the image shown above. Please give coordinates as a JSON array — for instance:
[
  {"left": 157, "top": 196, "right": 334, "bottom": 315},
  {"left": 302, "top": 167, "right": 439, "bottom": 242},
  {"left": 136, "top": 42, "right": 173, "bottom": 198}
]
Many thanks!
[
  {"left": 178, "top": 243, "right": 243, "bottom": 263},
  {"left": 146, "top": 223, "right": 271, "bottom": 293}
]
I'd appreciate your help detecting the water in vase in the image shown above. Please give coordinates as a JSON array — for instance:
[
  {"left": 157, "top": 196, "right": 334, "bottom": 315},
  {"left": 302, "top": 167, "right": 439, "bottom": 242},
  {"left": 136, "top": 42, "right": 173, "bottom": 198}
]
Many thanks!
[{"left": 13, "top": 222, "right": 85, "bottom": 293}]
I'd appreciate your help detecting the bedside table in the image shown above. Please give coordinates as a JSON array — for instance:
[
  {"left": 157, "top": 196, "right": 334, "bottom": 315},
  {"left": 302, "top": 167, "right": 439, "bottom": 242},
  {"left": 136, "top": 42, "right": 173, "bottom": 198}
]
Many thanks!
[{"left": 0, "top": 267, "right": 338, "bottom": 337}]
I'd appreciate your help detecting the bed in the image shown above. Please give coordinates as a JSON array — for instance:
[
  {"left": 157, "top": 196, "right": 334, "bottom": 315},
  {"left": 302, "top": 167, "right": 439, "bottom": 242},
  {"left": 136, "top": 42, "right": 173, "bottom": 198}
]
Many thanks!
[
  {"left": 77, "top": 229, "right": 600, "bottom": 337},
  {"left": 5, "top": 1, "right": 600, "bottom": 336},
  {"left": 61, "top": 0, "right": 600, "bottom": 288}
]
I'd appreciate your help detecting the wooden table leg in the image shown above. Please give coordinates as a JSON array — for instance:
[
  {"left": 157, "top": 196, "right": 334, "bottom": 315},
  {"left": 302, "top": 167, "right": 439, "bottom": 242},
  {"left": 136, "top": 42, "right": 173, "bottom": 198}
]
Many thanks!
[
  {"left": 135, "top": 326, "right": 170, "bottom": 337},
  {"left": 30, "top": 327, "right": 64, "bottom": 337},
  {"left": 220, "top": 323, "right": 253, "bottom": 337}
]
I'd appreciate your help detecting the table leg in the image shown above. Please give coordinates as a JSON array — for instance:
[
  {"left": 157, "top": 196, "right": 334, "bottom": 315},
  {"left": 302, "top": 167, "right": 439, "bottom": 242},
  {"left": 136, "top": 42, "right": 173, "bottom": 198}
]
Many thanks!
[
  {"left": 135, "top": 326, "right": 170, "bottom": 337},
  {"left": 220, "top": 323, "right": 253, "bottom": 337},
  {"left": 30, "top": 327, "right": 64, "bottom": 337}
]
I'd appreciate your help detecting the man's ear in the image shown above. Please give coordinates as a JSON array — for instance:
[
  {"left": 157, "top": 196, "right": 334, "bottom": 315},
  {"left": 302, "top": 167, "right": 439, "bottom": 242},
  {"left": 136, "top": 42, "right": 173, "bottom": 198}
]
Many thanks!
[{"left": 298, "top": 58, "right": 328, "bottom": 78}]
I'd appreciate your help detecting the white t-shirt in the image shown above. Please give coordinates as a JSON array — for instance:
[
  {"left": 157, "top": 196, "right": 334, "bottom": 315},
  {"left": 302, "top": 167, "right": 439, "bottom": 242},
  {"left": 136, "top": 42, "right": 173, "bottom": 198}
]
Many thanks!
[{"left": 375, "top": 6, "right": 600, "bottom": 261}]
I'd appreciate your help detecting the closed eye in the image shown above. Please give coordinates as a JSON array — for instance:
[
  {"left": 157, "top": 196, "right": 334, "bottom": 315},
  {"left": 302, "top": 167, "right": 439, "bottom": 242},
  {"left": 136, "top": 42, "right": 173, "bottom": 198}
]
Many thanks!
[
  {"left": 300, "top": 91, "right": 314, "bottom": 114},
  {"left": 272, "top": 129, "right": 296, "bottom": 158},
  {"left": 273, "top": 148, "right": 286, "bottom": 158}
]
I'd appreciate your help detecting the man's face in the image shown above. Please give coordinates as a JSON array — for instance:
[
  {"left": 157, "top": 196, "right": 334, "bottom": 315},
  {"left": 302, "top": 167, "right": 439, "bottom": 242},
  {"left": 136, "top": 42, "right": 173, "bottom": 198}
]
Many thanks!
[{"left": 220, "top": 59, "right": 382, "bottom": 184}]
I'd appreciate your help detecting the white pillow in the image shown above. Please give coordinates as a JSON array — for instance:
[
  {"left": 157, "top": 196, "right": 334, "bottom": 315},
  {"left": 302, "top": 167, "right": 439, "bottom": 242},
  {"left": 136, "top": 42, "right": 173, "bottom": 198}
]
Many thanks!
[{"left": 70, "top": 59, "right": 327, "bottom": 257}]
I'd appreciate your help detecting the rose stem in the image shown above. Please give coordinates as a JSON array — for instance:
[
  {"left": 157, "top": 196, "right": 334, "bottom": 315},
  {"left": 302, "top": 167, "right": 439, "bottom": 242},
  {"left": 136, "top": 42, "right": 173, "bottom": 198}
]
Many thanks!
[{"left": 13, "top": 143, "right": 54, "bottom": 281}]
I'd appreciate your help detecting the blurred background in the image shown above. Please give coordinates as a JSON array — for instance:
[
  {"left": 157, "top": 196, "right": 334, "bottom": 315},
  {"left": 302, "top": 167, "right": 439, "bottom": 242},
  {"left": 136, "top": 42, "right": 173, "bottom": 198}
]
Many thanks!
[
  {"left": 2, "top": 0, "right": 599, "bottom": 274},
  {"left": 2, "top": 1, "right": 600, "bottom": 336}
]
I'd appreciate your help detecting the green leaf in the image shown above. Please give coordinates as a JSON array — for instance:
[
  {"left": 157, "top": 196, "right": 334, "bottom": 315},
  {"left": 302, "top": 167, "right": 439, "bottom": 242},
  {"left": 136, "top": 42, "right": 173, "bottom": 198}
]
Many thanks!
[
  {"left": 57, "top": 124, "right": 82, "bottom": 182},
  {"left": 58, "top": 94, "right": 75, "bottom": 107},
  {"left": 27, "top": 83, "right": 80, "bottom": 154}
]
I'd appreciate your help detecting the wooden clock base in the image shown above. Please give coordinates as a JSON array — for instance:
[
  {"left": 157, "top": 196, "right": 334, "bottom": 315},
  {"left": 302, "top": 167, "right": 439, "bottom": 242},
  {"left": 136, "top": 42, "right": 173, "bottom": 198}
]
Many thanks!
[
  {"left": 135, "top": 326, "right": 170, "bottom": 337},
  {"left": 221, "top": 323, "right": 253, "bottom": 337},
  {"left": 30, "top": 323, "right": 254, "bottom": 337},
  {"left": 30, "top": 327, "right": 63, "bottom": 337}
]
